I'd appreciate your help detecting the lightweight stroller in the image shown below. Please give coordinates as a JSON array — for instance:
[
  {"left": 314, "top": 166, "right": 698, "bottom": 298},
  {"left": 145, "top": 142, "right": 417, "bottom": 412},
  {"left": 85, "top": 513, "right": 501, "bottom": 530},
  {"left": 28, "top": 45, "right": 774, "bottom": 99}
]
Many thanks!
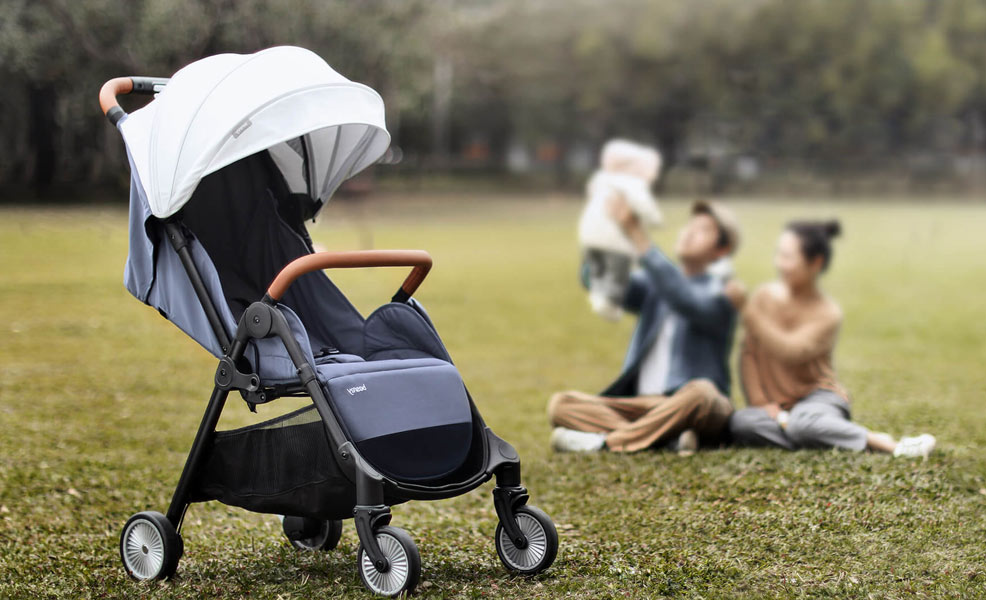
[{"left": 100, "top": 46, "right": 557, "bottom": 597}]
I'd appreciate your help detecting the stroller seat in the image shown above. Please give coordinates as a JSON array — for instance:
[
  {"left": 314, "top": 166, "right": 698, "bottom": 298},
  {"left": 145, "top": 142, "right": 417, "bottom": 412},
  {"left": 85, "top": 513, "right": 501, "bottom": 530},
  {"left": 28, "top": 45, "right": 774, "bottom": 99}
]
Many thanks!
[{"left": 252, "top": 306, "right": 473, "bottom": 484}]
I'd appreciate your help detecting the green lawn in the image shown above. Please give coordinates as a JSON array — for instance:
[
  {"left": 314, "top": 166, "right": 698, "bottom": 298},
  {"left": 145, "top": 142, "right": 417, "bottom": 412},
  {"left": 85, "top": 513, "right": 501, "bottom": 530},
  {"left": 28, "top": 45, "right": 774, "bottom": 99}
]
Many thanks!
[{"left": 1, "top": 196, "right": 985, "bottom": 599}]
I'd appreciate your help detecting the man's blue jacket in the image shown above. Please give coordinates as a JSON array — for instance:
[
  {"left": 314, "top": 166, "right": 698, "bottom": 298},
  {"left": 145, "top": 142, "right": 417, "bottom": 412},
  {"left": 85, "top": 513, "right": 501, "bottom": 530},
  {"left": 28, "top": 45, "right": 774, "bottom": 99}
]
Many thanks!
[{"left": 596, "top": 246, "right": 738, "bottom": 398}]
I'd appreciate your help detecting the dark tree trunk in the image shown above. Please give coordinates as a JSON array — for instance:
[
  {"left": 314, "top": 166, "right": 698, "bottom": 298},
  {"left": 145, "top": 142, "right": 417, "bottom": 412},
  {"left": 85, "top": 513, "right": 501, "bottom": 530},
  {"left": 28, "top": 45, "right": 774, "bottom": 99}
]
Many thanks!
[
  {"left": 28, "top": 83, "right": 58, "bottom": 194},
  {"left": 653, "top": 109, "right": 689, "bottom": 194}
]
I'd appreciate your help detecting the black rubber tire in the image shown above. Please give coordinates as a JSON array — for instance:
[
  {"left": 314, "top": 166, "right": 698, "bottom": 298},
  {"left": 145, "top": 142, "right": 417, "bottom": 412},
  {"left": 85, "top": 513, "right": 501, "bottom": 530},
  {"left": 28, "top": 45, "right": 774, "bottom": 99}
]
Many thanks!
[
  {"left": 495, "top": 505, "right": 558, "bottom": 575},
  {"left": 120, "top": 511, "right": 182, "bottom": 580},
  {"left": 357, "top": 526, "right": 421, "bottom": 597},
  {"left": 283, "top": 517, "right": 343, "bottom": 551}
]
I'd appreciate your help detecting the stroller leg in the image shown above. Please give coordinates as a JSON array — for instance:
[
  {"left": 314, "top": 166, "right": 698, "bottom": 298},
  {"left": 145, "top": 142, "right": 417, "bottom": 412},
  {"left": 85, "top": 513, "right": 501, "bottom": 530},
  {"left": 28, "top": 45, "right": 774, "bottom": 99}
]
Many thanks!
[
  {"left": 119, "top": 333, "right": 249, "bottom": 582},
  {"left": 492, "top": 463, "right": 530, "bottom": 547},
  {"left": 164, "top": 336, "right": 252, "bottom": 530},
  {"left": 352, "top": 464, "right": 392, "bottom": 569},
  {"left": 165, "top": 384, "right": 231, "bottom": 530},
  {"left": 492, "top": 462, "right": 559, "bottom": 575},
  {"left": 352, "top": 463, "right": 422, "bottom": 595},
  {"left": 119, "top": 383, "right": 231, "bottom": 581}
]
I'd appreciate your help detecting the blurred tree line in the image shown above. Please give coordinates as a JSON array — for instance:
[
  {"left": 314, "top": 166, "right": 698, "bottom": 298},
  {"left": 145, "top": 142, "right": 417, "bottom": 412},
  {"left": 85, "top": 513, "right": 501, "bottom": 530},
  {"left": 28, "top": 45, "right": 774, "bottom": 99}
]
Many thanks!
[{"left": 2, "top": 0, "right": 986, "bottom": 197}]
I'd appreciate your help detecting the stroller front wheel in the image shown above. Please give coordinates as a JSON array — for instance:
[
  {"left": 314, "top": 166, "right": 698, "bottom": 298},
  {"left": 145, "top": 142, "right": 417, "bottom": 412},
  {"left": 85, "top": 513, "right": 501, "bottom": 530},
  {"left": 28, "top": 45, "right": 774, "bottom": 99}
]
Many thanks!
[
  {"left": 495, "top": 505, "right": 558, "bottom": 575},
  {"left": 120, "top": 511, "right": 182, "bottom": 581},
  {"left": 357, "top": 526, "right": 421, "bottom": 597}
]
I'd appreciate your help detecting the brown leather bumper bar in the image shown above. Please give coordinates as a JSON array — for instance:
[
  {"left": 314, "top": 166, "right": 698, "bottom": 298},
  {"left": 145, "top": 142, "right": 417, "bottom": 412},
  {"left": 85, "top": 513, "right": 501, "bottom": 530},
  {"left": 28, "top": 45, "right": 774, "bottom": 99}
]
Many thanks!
[{"left": 266, "top": 250, "right": 433, "bottom": 302}]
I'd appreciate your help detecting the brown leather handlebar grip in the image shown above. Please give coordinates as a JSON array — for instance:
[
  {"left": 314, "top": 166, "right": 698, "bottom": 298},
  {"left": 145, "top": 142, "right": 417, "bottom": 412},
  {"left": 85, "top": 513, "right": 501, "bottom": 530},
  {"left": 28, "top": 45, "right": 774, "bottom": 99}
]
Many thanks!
[
  {"left": 266, "top": 250, "right": 433, "bottom": 302},
  {"left": 100, "top": 76, "right": 168, "bottom": 125},
  {"left": 100, "top": 77, "right": 134, "bottom": 116}
]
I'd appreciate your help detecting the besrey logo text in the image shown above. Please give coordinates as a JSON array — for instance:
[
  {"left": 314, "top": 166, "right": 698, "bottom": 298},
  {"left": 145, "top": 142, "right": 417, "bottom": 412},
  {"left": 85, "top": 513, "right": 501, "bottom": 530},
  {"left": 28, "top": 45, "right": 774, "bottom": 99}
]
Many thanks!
[{"left": 347, "top": 384, "right": 367, "bottom": 396}]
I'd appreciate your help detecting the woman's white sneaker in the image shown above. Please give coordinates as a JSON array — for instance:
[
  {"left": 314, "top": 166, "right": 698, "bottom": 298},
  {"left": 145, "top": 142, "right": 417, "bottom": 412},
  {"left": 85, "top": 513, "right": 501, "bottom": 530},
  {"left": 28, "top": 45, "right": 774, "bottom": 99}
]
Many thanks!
[
  {"left": 550, "top": 427, "right": 607, "bottom": 452},
  {"left": 676, "top": 429, "right": 699, "bottom": 457},
  {"left": 893, "top": 434, "right": 936, "bottom": 458}
]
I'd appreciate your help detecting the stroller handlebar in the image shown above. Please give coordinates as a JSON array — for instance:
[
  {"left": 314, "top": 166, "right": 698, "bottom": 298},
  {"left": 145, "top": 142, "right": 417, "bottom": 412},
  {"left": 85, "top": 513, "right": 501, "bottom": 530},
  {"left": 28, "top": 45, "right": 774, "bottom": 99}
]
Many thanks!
[
  {"left": 266, "top": 250, "right": 433, "bottom": 303},
  {"left": 100, "top": 76, "right": 170, "bottom": 126}
]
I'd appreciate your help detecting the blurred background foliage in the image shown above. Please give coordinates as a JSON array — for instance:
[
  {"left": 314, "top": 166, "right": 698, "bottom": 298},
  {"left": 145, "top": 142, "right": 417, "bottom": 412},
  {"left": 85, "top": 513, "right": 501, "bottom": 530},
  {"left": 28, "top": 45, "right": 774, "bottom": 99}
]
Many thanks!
[{"left": 2, "top": 0, "right": 986, "bottom": 197}]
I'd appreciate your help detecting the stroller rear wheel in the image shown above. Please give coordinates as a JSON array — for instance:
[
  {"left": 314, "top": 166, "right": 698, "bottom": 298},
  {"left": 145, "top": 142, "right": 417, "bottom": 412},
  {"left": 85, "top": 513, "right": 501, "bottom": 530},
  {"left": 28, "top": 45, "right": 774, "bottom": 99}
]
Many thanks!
[
  {"left": 495, "top": 505, "right": 558, "bottom": 575},
  {"left": 281, "top": 516, "right": 343, "bottom": 551},
  {"left": 357, "top": 526, "right": 421, "bottom": 597},
  {"left": 120, "top": 511, "right": 182, "bottom": 580}
]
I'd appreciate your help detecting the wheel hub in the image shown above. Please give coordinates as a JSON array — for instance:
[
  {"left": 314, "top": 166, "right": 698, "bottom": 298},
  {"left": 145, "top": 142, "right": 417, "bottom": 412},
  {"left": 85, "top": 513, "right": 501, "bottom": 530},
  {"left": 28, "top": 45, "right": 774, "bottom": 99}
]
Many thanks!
[
  {"left": 498, "top": 513, "right": 548, "bottom": 571},
  {"left": 361, "top": 533, "right": 410, "bottom": 596},
  {"left": 122, "top": 520, "right": 165, "bottom": 580}
]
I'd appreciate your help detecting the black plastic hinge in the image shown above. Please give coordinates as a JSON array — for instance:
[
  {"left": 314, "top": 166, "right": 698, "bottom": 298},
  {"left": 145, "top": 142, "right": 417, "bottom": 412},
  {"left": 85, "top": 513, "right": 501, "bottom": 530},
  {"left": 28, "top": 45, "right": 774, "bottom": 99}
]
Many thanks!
[{"left": 214, "top": 357, "right": 260, "bottom": 392}]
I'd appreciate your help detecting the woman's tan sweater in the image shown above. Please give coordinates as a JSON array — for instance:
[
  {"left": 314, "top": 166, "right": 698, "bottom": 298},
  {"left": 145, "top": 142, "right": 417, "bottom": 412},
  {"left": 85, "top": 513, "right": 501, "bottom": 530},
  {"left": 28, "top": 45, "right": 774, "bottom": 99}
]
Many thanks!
[{"left": 739, "top": 283, "right": 848, "bottom": 410}]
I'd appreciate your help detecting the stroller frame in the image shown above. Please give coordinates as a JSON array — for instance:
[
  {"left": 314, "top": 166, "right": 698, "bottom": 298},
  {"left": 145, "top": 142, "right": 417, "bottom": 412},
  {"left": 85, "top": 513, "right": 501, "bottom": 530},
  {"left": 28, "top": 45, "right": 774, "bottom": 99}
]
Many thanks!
[{"left": 102, "top": 73, "right": 557, "bottom": 595}]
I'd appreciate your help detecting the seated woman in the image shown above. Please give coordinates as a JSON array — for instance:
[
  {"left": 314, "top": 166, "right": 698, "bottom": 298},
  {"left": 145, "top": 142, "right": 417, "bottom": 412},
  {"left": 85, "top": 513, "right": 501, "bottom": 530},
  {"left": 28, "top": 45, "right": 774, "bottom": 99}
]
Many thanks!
[{"left": 729, "top": 220, "right": 936, "bottom": 457}]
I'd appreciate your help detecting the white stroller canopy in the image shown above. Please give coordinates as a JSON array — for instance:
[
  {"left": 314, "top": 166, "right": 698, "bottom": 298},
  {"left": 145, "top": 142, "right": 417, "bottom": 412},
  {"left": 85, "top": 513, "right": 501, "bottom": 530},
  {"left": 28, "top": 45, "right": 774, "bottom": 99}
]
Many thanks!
[{"left": 119, "top": 46, "right": 391, "bottom": 218}]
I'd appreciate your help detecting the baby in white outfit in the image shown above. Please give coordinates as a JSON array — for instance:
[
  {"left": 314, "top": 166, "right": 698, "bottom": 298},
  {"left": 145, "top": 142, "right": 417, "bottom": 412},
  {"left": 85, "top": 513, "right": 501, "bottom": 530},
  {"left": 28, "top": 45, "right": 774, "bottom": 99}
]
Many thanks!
[{"left": 578, "top": 139, "right": 663, "bottom": 321}]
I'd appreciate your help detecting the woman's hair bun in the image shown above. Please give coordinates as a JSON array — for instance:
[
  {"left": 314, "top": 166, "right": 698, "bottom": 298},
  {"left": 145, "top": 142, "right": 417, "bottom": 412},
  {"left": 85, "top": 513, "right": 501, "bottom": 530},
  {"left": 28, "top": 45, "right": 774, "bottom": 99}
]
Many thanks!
[{"left": 785, "top": 219, "right": 841, "bottom": 271}]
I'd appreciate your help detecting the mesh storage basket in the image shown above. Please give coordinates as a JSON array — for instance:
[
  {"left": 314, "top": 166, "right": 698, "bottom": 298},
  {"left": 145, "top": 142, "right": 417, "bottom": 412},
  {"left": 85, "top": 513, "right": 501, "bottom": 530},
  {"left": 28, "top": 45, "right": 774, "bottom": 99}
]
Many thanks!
[{"left": 191, "top": 405, "right": 356, "bottom": 520}]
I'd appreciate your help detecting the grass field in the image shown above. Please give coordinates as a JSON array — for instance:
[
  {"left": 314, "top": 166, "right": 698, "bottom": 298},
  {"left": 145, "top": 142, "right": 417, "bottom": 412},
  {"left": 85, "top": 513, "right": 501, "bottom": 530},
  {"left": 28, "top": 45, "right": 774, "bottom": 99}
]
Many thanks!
[{"left": 1, "top": 195, "right": 985, "bottom": 599}]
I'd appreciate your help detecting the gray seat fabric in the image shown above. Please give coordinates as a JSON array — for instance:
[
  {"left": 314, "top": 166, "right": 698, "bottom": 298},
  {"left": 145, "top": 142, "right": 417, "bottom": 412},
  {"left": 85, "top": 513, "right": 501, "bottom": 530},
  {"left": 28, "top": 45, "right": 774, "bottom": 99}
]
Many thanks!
[
  {"left": 320, "top": 359, "right": 466, "bottom": 441},
  {"left": 363, "top": 302, "right": 451, "bottom": 362},
  {"left": 318, "top": 357, "right": 473, "bottom": 481}
]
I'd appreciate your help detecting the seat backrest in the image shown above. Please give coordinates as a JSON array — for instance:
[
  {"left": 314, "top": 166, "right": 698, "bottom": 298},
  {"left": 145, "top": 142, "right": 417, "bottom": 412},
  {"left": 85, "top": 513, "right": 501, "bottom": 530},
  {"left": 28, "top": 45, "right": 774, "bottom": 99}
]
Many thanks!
[{"left": 179, "top": 150, "right": 366, "bottom": 356}]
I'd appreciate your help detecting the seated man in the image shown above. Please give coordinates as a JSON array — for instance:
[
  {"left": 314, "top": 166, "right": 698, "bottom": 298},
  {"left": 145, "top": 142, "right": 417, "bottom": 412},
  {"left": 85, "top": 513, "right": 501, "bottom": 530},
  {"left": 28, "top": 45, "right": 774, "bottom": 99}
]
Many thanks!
[{"left": 548, "top": 199, "right": 743, "bottom": 453}]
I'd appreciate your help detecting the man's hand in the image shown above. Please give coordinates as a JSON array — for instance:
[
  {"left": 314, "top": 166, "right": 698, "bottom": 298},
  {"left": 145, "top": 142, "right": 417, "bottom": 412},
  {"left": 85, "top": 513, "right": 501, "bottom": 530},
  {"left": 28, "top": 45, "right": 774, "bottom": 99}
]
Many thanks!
[
  {"left": 608, "top": 193, "right": 638, "bottom": 230},
  {"left": 724, "top": 279, "right": 747, "bottom": 310},
  {"left": 763, "top": 402, "right": 782, "bottom": 420},
  {"left": 607, "top": 194, "right": 651, "bottom": 255}
]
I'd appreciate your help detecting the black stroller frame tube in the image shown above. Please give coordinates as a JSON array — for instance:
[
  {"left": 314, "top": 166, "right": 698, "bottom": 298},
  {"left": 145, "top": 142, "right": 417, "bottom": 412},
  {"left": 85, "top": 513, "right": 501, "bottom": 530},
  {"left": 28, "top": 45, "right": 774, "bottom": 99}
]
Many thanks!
[
  {"left": 164, "top": 338, "right": 246, "bottom": 529},
  {"left": 164, "top": 386, "right": 230, "bottom": 528},
  {"left": 164, "top": 222, "right": 232, "bottom": 354},
  {"left": 161, "top": 222, "right": 238, "bottom": 529},
  {"left": 242, "top": 301, "right": 351, "bottom": 451}
]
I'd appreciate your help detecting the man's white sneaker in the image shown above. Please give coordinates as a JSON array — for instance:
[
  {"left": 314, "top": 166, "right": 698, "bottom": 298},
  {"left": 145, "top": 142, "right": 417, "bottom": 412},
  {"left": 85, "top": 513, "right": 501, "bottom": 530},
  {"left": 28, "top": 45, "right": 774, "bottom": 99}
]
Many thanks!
[
  {"left": 893, "top": 434, "right": 936, "bottom": 458},
  {"left": 677, "top": 429, "right": 699, "bottom": 457},
  {"left": 550, "top": 427, "right": 607, "bottom": 453}
]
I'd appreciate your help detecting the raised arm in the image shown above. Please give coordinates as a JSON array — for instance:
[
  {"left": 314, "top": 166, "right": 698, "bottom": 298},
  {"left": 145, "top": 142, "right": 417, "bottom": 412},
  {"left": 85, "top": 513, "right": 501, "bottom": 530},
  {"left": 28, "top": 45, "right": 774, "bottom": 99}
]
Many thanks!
[
  {"left": 606, "top": 195, "right": 735, "bottom": 334},
  {"left": 621, "top": 270, "right": 655, "bottom": 314},
  {"left": 742, "top": 289, "right": 841, "bottom": 365},
  {"left": 579, "top": 256, "right": 654, "bottom": 315},
  {"left": 620, "top": 180, "right": 663, "bottom": 226},
  {"left": 636, "top": 247, "right": 735, "bottom": 335}
]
